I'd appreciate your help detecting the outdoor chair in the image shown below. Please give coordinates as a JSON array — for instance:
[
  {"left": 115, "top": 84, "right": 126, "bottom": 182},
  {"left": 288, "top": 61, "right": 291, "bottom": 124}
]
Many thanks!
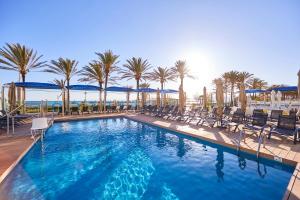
[
  {"left": 71, "top": 106, "right": 80, "bottom": 115},
  {"left": 92, "top": 105, "right": 99, "bottom": 113},
  {"left": 198, "top": 108, "right": 219, "bottom": 128},
  {"left": 241, "top": 112, "right": 268, "bottom": 140},
  {"left": 268, "top": 115, "right": 299, "bottom": 144},
  {"left": 81, "top": 105, "right": 90, "bottom": 114},
  {"left": 224, "top": 111, "right": 245, "bottom": 132},
  {"left": 269, "top": 110, "right": 283, "bottom": 122},
  {"left": 164, "top": 106, "right": 178, "bottom": 120}
]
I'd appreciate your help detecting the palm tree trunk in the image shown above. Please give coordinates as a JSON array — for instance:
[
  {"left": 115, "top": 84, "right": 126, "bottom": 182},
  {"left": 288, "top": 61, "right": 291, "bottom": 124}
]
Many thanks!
[
  {"left": 230, "top": 84, "right": 234, "bottom": 106},
  {"left": 104, "top": 76, "right": 108, "bottom": 112},
  {"left": 67, "top": 79, "right": 70, "bottom": 114},
  {"left": 136, "top": 79, "right": 140, "bottom": 110},
  {"left": 99, "top": 82, "right": 102, "bottom": 112},
  {"left": 62, "top": 89, "right": 65, "bottom": 116},
  {"left": 21, "top": 74, "right": 26, "bottom": 113},
  {"left": 179, "top": 78, "right": 184, "bottom": 112},
  {"left": 161, "top": 82, "right": 164, "bottom": 107}
]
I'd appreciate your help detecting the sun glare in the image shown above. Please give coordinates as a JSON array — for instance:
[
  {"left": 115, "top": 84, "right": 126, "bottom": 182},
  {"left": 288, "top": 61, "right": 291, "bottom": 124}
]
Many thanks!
[{"left": 181, "top": 49, "right": 217, "bottom": 97}]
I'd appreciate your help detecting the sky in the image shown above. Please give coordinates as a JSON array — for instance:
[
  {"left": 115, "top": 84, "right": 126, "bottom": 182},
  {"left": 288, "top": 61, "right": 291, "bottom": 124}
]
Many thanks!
[{"left": 0, "top": 0, "right": 299, "bottom": 101}]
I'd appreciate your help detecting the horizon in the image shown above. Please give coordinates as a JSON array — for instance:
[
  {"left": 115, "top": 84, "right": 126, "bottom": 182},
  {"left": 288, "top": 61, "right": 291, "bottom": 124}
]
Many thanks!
[{"left": 0, "top": 0, "right": 300, "bottom": 101}]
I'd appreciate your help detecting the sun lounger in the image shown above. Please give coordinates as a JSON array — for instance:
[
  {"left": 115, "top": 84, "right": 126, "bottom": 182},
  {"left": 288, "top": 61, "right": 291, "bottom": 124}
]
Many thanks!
[{"left": 268, "top": 115, "right": 299, "bottom": 144}]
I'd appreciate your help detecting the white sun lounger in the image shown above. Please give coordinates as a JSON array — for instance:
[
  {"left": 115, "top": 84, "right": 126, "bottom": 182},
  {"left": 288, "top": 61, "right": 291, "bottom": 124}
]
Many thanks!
[{"left": 30, "top": 117, "right": 52, "bottom": 141}]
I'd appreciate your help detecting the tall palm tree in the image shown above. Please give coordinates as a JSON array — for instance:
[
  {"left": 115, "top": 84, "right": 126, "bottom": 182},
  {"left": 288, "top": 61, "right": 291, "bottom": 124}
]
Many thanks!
[
  {"left": 0, "top": 43, "right": 46, "bottom": 108},
  {"left": 150, "top": 67, "right": 175, "bottom": 106},
  {"left": 78, "top": 61, "right": 105, "bottom": 112},
  {"left": 96, "top": 50, "right": 119, "bottom": 112},
  {"left": 150, "top": 66, "right": 175, "bottom": 91},
  {"left": 237, "top": 71, "right": 253, "bottom": 88},
  {"left": 171, "top": 60, "right": 194, "bottom": 89},
  {"left": 223, "top": 70, "right": 239, "bottom": 106},
  {"left": 221, "top": 73, "right": 230, "bottom": 105},
  {"left": 249, "top": 77, "right": 268, "bottom": 89},
  {"left": 139, "top": 83, "right": 150, "bottom": 107},
  {"left": 53, "top": 79, "right": 66, "bottom": 115},
  {"left": 45, "top": 58, "right": 78, "bottom": 114},
  {"left": 120, "top": 57, "right": 151, "bottom": 109},
  {"left": 171, "top": 60, "right": 194, "bottom": 111}
]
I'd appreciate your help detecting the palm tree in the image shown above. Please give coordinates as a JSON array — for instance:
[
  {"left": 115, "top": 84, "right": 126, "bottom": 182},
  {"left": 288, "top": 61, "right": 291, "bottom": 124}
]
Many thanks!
[
  {"left": 0, "top": 43, "right": 46, "bottom": 108},
  {"left": 78, "top": 61, "right": 105, "bottom": 112},
  {"left": 223, "top": 70, "right": 239, "bottom": 106},
  {"left": 120, "top": 57, "right": 151, "bottom": 109},
  {"left": 237, "top": 71, "right": 253, "bottom": 88},
  {"left": 45, "top": 58, "right": 78, "bottom": 114},
  {"left": 171, "top": 60, "right": 194, "bottom": 111},
  {"left": 96, "top": 50, "right": 119, "bottom": 112},
  {"left": 221, "top": 73, "right": 230, "bottom": 105},
  {"left": 249, "top": 77, "right": 268, "bottom": 89},
  {"left": 150, "top": 67, "right": 175, "bottom": 106},
  {"left": 139, "top": 83, "right": 150, "bottom": 107},
  {"left": 150, "top": 66, "right": 175, "bottom": 91},
  {"left": 53, "top": 79, "right": 66, "bottom": 115},
  {"left": 171, "top": 60, "right": 194, "bottom": 89}
]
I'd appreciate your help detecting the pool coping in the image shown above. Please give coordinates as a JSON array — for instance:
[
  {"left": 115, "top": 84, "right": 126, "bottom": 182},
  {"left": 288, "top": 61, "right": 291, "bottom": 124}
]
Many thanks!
[
  {"left": 0, "top": 113, "right": 299, "bottom": 199},
  {"left": 0, "top": 135, "right": 40, "bottom": 184}
]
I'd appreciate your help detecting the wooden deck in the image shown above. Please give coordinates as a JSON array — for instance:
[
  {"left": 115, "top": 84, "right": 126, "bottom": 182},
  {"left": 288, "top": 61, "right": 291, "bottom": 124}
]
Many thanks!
[{"left": 0, "top": 112, "right": 299, "bottom": 199}]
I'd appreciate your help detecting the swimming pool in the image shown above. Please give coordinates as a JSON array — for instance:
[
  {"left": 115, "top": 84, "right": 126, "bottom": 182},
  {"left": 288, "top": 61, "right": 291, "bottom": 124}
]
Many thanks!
[{"left": 0, "top": 117, "right": 294, "bottom": 200}]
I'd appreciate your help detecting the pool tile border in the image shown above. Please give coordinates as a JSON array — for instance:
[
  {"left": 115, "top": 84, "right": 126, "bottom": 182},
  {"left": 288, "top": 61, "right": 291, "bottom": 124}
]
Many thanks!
[{"left": 0, "top": 136, "right": 40, "bottom": 184}]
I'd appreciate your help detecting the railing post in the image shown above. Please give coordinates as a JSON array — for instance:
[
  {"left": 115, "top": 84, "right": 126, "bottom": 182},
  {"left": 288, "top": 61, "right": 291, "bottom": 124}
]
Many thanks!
[
  {"left": 12, "top": 116, "right": 15, "bottom": 134},
  {"left": 6, "top": 113, "right": 9, "bottom": 135}
]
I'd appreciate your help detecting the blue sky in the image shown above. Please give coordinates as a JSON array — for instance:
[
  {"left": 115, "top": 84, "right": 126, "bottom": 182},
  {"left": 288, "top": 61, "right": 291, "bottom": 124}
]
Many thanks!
[{"left": 0, "top": 0, "right": 299, "bottom": 100}]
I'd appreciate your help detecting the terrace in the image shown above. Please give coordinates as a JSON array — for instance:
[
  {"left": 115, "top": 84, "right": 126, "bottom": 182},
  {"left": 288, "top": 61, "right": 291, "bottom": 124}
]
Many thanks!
[{"left": 0, "top": 110, "right": 300, "bottom": 199}]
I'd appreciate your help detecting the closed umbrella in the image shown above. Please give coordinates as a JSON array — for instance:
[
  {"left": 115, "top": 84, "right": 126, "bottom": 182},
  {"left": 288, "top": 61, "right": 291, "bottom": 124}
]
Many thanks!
[
  {"left": 215, "top": 79, "right": 224, "bottom": 117},
  {"left": 8, "top": 82, "right": 16, "bottom": 112},
  {"left": 239, "top": 83, "right": 246, "bottom": 112},
  {"left": 156, "top": 88, "right": 161, "bottom": 108},
  {"left": 203, "top": 86, "right": 207, "bottom": 109}
]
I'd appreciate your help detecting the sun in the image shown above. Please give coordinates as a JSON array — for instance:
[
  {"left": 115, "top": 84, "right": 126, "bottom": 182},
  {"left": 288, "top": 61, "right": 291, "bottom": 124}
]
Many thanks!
[{"left": 181, "top": 49, "right": 217, "bottom": 97}]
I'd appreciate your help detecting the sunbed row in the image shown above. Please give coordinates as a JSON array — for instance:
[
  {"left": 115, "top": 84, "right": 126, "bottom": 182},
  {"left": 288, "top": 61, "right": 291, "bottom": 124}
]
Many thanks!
[{"left": 140, "top": 105, "right": 300, "bottom": 144}]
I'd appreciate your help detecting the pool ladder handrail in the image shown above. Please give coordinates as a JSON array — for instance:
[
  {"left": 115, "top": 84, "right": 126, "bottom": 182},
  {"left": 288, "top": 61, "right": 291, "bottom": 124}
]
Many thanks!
[{"left": 236, "top": 129, "right": 265, "bottom": 159}]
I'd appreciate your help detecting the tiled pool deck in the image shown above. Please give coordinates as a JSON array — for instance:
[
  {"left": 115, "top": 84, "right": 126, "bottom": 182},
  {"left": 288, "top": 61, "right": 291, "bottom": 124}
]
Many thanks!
[{"left": 0, "top": 113, "right": 299, "bottom": 199}]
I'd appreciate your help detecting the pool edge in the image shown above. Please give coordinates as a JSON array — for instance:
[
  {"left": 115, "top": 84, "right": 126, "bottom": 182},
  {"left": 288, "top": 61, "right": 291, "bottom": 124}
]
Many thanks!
[{"left": 0, "top": 135, "right": 40, "bottom": 185}]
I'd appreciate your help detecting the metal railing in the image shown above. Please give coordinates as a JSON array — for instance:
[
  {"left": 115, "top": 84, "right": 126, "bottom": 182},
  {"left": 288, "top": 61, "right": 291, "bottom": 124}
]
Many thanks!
[
  {"left": 5, "top": 104, "right": 24, "bottom": 135},
  {"left": 236, "top": 129, "right": 265, "bottom": 159}
]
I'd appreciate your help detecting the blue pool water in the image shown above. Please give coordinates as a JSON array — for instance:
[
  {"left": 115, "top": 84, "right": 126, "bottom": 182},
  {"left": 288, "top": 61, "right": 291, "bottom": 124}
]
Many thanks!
[{"left": 0, "top": 117, "right": 294, "bottom": 200}]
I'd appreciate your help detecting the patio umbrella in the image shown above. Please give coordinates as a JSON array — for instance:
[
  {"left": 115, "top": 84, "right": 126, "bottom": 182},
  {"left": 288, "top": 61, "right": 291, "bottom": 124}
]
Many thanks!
[
  {"left": 239, "top": 83, "right": 246, "bottom": 112},
  {"left": 298, "top": 70, "right": 300, "bottom": 100},
  {"left": 277, "top": 91, "right": 282, "bottom": 108},
  {"left": 270, "top": 90, "right": 276, "bottom": 107},
  {"left": 8, "top": 82, "right": 16, "bottom": 112},
  {"left": 156, "top": 88, "right": 161, "bottom": 108},
  {"left": 215, "top": 79, "right": 224, "bottom": 117},
  {"left": 203, "top": 86, "right": 207, "bottom": 109}
]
